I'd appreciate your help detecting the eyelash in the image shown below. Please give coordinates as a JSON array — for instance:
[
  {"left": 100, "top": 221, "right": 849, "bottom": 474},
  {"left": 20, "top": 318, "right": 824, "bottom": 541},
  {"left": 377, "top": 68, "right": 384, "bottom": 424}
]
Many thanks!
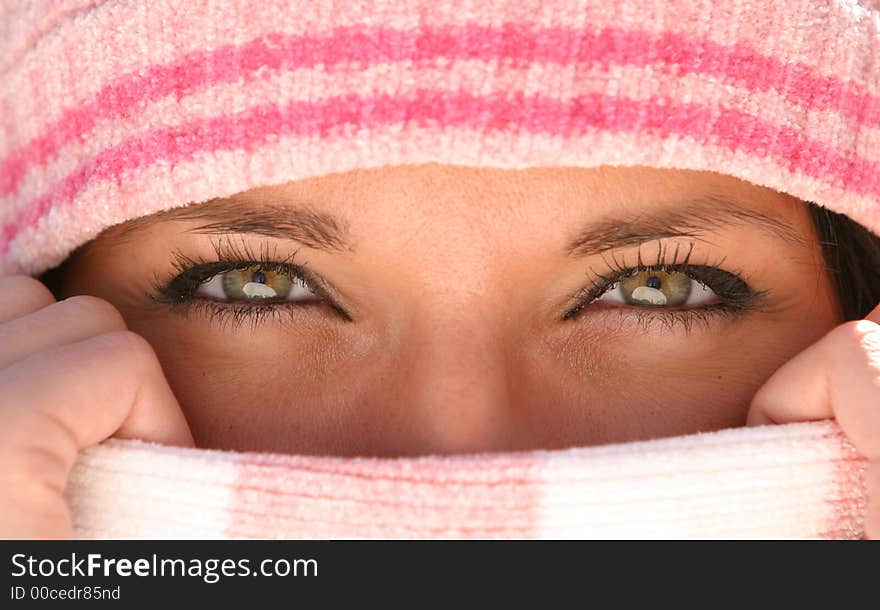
[
  {"left": 150, "top": 238, "right": 767, "bottom": 333},
  {"left": 561, "top": 240, "right": 769, "bottom": 332},
  {"left": 148, "top": 238, "right": 349, "bottom": 329}
]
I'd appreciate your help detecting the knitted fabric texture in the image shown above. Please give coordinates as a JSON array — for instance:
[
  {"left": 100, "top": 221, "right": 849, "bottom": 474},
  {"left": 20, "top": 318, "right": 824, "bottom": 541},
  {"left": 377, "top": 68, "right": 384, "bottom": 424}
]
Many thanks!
[
  {"left": 1, "top": 0, "right": 879, "bottom": 538},
  {"left": 67, "top": 421, "right": 867, "bottom": 539}
]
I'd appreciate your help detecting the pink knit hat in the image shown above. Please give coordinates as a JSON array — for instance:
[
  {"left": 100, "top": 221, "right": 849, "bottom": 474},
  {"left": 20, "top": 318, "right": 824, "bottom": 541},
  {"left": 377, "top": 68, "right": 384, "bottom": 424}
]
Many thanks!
[{"left": 1, "top": 0, "right": 879, "bottom": 276}]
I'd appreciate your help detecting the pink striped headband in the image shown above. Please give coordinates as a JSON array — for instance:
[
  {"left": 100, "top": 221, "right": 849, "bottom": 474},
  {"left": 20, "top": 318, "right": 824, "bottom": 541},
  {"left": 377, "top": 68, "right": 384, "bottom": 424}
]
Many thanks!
[{"left": 1, "top": 0, "right": 879, "bottom": 276}]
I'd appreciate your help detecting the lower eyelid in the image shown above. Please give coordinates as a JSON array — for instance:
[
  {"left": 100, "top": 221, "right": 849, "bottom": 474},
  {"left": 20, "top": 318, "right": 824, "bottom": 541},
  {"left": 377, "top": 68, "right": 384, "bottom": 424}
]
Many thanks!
[
  {"left": 597, "top": 306, "right": 741, "bottom": 334},
  {"left": 567, "top": 299, "right": 746, "bottom": 331},
  {"left": 172, "top": 295, "right": 330, "bottom": 328}
]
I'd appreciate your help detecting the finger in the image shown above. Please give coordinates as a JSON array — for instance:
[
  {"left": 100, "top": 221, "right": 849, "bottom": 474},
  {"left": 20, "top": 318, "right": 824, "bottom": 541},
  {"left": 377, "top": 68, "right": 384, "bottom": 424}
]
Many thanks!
[
  {"left": 0, "top": 275, "right": 56, "bottom": 323},
  {"left": 746, "top": 319, "right": 880, "bottom": 459},
  {"left": 0, "top": 295, "right": 127, "bottom": 369},
  {"left": 0, "top": 330, "right": 194, "bottom": 495},
  {"left": 866, "top": 301, "right": 880, "bottom": 325}
]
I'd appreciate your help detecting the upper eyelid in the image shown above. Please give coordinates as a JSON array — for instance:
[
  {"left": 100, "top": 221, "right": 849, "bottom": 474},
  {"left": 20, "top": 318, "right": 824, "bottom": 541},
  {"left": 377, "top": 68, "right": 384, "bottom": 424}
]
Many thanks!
[
  {"left": 594, "top": 262, "right": 748, "bottom": 292},
  {"left": 581, "top": 238, "right": 739, "bottom": 290},
  {"left": 201, "top": 236, "right": 350, "bottom": 304}
]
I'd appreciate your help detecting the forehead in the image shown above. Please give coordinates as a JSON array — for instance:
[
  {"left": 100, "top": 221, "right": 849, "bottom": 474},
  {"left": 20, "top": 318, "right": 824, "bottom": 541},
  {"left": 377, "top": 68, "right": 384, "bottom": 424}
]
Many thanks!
[
  {"left": 245, "top": 163, "right": 796, "bottom": 208},
  {"left": 238, "top": 163, "right": 808, "bottom": 229},
  {"left": 89, "top": 163, "right": 814, "bottom": 262}
]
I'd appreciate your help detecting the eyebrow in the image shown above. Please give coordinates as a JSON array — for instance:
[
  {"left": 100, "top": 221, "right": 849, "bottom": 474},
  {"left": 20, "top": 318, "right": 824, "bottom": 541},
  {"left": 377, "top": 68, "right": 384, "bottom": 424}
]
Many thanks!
[
  {"left": 102, "top": 192, "right": 805, "bottom": 258},
  {"left": 105, "top": 196, "right": 355, "bottom": 252},
  {"left": 564, "top": 194, "right": 807, "bottom": 257}
]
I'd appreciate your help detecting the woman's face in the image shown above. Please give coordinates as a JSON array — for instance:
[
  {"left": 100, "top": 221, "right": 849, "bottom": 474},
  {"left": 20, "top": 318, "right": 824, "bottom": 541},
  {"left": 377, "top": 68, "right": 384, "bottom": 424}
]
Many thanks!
[{"left": 55, "top": 164, "right": 842, "bottom": 456}]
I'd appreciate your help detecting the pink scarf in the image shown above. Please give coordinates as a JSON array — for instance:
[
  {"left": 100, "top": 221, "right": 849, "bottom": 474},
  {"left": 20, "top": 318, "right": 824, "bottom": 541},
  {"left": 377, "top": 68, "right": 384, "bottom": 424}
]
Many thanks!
[{"left": 65, "top": 421, "right": 867, "bottom": 539}]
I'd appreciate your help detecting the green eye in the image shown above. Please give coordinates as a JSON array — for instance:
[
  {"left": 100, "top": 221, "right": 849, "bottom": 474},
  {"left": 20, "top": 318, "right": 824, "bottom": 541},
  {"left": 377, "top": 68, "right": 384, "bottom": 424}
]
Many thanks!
[
  {"left": 196, "top": 265, "right": 317, "bottom": 302},
  {"left": 598, "top": 270, "right": 718, "bottom": 307}
]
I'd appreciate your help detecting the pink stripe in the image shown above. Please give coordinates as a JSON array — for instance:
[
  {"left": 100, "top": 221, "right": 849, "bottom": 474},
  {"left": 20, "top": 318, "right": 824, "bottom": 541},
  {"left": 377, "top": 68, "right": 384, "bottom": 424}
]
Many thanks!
[
  {"left": 819, "top": 425, "right": 869, "bottom": 539},
  {"left": 3, "top": 88, "right": 879, "bottom": 253},
  {"left": 227, "top": 451, "right": 541, "bottom": 538},
  {"left": 2, "top": 22, "right": 878, "bottom": 198}
]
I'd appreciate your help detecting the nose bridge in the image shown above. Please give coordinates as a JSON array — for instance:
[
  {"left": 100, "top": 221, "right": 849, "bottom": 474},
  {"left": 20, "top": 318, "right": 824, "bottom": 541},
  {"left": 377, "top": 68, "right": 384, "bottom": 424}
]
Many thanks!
[
  {"left": 398, "top": 305, "right": 513, "bottom": 456},
  {"left": 379, "top": 184, "right": 519, "bottom": 455}
]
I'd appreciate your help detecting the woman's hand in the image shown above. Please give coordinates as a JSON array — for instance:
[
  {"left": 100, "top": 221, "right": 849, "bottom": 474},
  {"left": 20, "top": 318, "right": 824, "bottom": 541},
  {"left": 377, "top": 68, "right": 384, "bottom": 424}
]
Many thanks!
[
  {"left": 746, "top": 302, "right": 880, "bottom": 538},
  {"left": 0, "top": 275, "right": 194, "bottom": 539}
]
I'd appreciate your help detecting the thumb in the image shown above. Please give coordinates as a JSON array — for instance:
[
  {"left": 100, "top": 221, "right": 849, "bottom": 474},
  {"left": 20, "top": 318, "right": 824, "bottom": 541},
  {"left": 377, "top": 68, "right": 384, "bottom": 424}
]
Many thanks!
[
  {"left": 0, "top": 330, "right": 194, "bottom": 490},
  {"left": 0, "top": 330, "right": 193, "bottom": 538},
  {"left": 746, "top": 302, "right": 880, "bottom": 460}
]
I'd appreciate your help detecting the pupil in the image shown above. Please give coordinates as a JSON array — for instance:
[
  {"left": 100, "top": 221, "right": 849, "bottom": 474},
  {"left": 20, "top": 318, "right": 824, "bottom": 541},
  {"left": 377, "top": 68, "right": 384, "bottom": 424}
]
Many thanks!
[
  {"left": 646, "top": 275, "right": 661, "bottom": 289},
  {"left": 252, "top": 270, "right": 267, "bottom": 284}
]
